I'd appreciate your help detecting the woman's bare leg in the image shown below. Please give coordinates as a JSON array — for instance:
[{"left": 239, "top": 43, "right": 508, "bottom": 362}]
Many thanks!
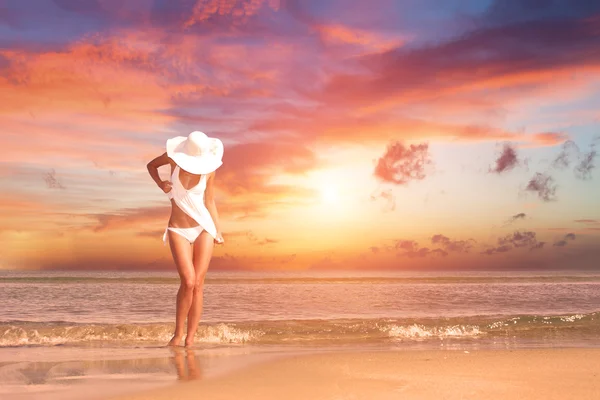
[
  {"left": 184, "top": 231, "right": 214, "bottom": 347},
  {"left": 167, "top": 231, "right": 195, "bottom": 346}
]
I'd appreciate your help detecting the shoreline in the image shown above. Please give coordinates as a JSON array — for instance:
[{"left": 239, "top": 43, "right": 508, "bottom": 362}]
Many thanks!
[{"left": 108, "top": 346, "right": 600, "bottom": 400}]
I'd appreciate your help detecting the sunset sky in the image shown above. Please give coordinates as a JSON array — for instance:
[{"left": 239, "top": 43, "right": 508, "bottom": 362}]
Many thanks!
[{"left": 1, "top": 0, "right": 599, "bottom": 271}]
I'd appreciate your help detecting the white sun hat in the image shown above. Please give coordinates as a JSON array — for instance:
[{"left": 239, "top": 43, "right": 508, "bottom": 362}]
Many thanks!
[{"left": 166, "top": 131, "right": 224, "bottom": 174}]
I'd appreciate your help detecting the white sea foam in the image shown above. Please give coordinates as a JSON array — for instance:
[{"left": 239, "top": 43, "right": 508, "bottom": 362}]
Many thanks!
[
  {"left": 198, "top": 323, "right": 264, "bottom": 344},
  {"left": 559, "top": 314, "right": 585, "bottom": 322},
  {"left": 1, "top": 311, "right": 598, "bottom": 347},
  {"left": 379, "top": 324, "right": 483, "bottom": 340},
  {"left": 0, "top": 323, "right": 261, "bottom": 347}
]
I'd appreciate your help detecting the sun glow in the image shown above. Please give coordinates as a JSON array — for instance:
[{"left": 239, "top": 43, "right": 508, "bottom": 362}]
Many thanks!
[{"left": 320, "top": 186, "right": 340, "bottom": 205}]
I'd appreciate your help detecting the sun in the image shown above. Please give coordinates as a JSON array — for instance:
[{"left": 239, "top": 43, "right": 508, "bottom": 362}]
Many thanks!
[{"left": 320, "top": 186, "right": 340, "bottom": 205}]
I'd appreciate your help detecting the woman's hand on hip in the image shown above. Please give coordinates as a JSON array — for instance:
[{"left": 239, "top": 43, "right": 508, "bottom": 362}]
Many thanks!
[{"left": 160, "top": 180, "right": 173, "bottom": 193}]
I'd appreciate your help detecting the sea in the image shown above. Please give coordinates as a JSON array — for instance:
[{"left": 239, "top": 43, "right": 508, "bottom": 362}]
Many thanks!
[{"left": 1, "top": 269, "right": 599, "bottom": 399}]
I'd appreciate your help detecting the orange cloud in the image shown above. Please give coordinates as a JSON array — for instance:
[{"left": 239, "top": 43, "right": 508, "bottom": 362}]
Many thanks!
[
  {"left": 0, "top": 191, "right": 76, "bottom": 233},
  {"left": 219, "top": 141, "right": 318, "bottom": 192},
  {"left": 528, "top": 132, "right": 571, "bottom": 147},
  {"left": 0, "top": 27, "right": 285, "bottom": 123},
  {"left": 2, "top": 3, "right": 599, "bottom": 272},
  {"left": 87, "top": 206, "right": 168, "bottom": 233},
  {"left": 314, "top": 23, "right": 405, "bottom": 53},
  {"left": 250, "top": 105, "right": 567, "bottom": 145},
  {"left": 0, "top": 39, "right": 170, "bottom": 118}
]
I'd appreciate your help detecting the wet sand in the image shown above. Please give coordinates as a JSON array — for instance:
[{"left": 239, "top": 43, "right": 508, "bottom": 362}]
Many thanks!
[
  {"left": 109, "top": 347, "right": 600, "bottom": 400},
  {"left": 0, "top": 345, "right": 293, "bottom": 400}
]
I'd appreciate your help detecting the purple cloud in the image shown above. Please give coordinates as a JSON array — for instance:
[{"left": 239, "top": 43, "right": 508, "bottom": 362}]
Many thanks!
[
  {"left": 526, "top": 172, "right": 557, "bottom": 202},
  {"left": 552, "top": 140, "right": 579, "bottom": 169},
  {"left": 395, "top": 239, "right": 419, "bottom": 252},
  {"left": 430, "top": 234, "right": 475, "bottom": 253},
  {"left": 574, "top": 145, "right": 597, "bottom": 180},
  {"left": 400, "top": 247, "right": 448, "bottom": 259},
  {"left": 489, "top": 142, "right": 520, "bottom": 173},
  {"left": 565, "top": 233, "right": 576, "bottom": 241},
  {"left": 530, "top": 242, "right": 546, "bottom": 251},
  {"left": 504, "top": 212, "right": 527, "bottom": 225},
  {"left": 44, "top": 169, "right": 66, "bottom": 190},
  {"left": 552, "top": 140, "right": 597, "bottom": 179},
  {"left": 481, "top": 244, "right": 513, "bottom": 256},
  {"left": 483, "top": 230, "right": 543, "bottom": 255},
  {"left": 498, "top": 231, "right": 538, "bottom": 248},
  {"left": 553, "top": 232, "right": 576, "bottom": 247}
]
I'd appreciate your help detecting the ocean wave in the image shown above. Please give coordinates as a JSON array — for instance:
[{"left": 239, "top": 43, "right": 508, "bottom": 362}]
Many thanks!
[
  {"left": 484, "top": 312, "right": 599, "bottom": 331},
  {"left": 0, "top": 322, "right": 262, "bottom": 347},
  {"left": 1, "top": 311, "right": 598, "bottom": 347},
  {"left": 380, "top": 324, "right": 483, "bottom": 340}
]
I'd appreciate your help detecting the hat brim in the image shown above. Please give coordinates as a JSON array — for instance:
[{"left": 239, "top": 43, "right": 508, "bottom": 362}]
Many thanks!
[{"left": 166, "top": 136, "right": 224, "bottom": 175}]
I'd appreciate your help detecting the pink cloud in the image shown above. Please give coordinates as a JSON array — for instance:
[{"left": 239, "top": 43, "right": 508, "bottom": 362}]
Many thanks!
[
  {"left": 370, "top": 188, "right": 396, "bottom": 212},
  {"left": 183, "top": 0, "right": 281, "bottom": 28},
  {"left": 374, "top": 141, "right": 432, "bottom": 185}
]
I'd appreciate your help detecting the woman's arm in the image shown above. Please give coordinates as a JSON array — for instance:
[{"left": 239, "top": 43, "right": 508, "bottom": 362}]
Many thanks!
[
  {"left": 147, "top": 152, "right": 173, "bottom": 193},
  {"left": 204, "top": 171, "right": 223, "bottom": 243}
]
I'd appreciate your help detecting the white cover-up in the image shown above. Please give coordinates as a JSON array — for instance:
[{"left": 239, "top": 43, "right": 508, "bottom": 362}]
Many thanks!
[{"left": 162, "top": 164, "right": 217, "bottom": 244}]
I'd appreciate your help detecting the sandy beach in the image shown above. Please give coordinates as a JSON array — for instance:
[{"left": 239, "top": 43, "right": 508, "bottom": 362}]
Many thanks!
[{"left": 109, "top": 347, "right": 600, "bottom": 400}]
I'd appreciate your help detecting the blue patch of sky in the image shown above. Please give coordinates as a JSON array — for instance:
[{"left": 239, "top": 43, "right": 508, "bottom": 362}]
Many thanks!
[
  {"left": 483, "top": 0, "right": 600, "bottom": 26},
  {"left": 290, "top": 0, "right": 494, "bottom": 46},
  {"left": 0, "top": 1, "right": 113, "bottom": 47}
]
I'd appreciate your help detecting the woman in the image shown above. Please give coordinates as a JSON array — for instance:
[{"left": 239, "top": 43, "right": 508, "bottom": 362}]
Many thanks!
[{"left": 147, "top": 131, "right": 225, "bottom": 347}]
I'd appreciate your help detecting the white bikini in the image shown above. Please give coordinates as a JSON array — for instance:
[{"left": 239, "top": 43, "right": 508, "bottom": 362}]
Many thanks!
[{"left": 162, "top": 165, "right": 217, "bottom": 245}]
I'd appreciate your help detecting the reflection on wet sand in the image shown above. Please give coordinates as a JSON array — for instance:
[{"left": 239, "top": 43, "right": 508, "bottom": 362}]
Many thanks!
[
  {"left": 170, "top": 348, "right": 203, "bottom": 381},
  {"left": 0, "top": 351, "right": 179, "bottom": 400},
  {"left": 0, "top": 346, "right": 278, "bottom": 400},
  {"left": 0, "top": 356, "right": 175, "bottom": 386}
]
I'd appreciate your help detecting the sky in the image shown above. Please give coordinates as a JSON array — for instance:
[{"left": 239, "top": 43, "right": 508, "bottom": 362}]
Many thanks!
[{"left": 1, "top": 0, "right": 599, "bottom": 271}]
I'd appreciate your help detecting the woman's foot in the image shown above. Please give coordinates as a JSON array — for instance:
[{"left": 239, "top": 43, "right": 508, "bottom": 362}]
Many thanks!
[
  {"left": 168, "top": 334, "right": 184, "bottom": 347},
  {"left": 184, "top": 335, "right": 195, "bottom": 348}
]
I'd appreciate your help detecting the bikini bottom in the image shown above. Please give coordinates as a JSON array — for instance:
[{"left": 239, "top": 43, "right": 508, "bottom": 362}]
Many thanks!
[{"left": 162, "top": 225, "right": 204, "bottom": 245}]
